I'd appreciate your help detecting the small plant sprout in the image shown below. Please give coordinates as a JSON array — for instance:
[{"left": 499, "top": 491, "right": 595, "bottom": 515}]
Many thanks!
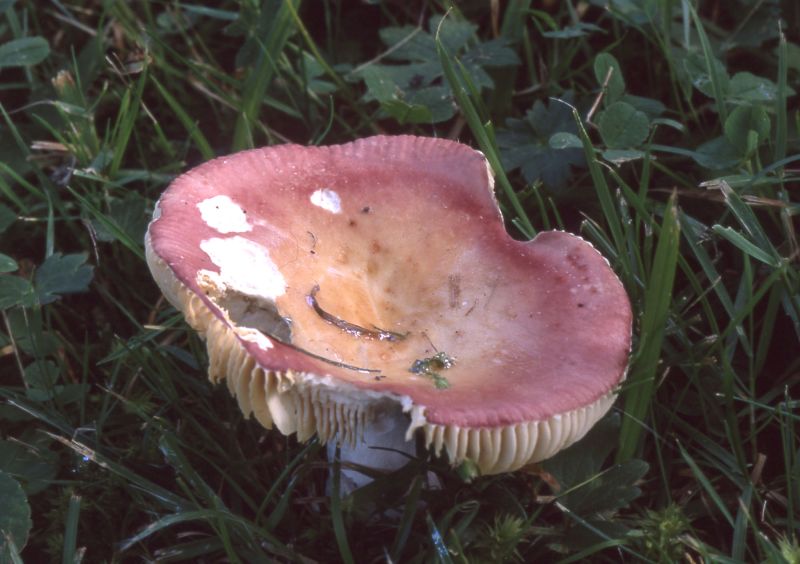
[{"left": 409, "top": 352, "right": 455, "bottom": 389}]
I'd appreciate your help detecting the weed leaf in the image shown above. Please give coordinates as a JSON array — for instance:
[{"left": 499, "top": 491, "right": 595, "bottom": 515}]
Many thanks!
[
  {"left": 728, "top": 71, "right": 793, "bottom": 104},
  {"left": 597, "top": 101, "right": 650, "bottom": 149},
  {"left": 0, "top": 439, "right": 58, "bottom": 495},
  {"left": 497, "top": 92, "right": 585, "bottom": 193},
  {"left": 724, "top": 104, "right": 770, "bottom": 156},
  {"left": 0, "top": 254, "right": 16, "bottom": 273},
  {"left": 0, "top": 37, "right": 49, "bottom": 68},
  {"left": 544, "top": 415, "right": 648, "bottom": 515},
  {"left": 0, "top": 276, "right": 34, "bottom": 310},
  {"left": 594, "top": 53, "right": 625, "bottom": 105},
  {"left": 0, "top": 204, "right": 15, "bottom": 233},
  {"left": 0, "top": 470, "right": 31, "bottom": 561},
  {"left": 34, "top": 253, "right": 93, "bottom": 305}
]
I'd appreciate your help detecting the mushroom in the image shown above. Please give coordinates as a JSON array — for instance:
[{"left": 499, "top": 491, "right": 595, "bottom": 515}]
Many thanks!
[{"left": 145, "top": 135, "right": 632, "bottom": 483}]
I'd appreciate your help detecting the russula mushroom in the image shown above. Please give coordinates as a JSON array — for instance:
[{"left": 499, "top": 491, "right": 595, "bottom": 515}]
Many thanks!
[{"left": 145, "top": 135, "right": 632, "bottom": 480}]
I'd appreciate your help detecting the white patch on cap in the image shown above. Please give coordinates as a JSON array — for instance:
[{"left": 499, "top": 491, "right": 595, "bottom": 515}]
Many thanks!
[
  {"left": 200, "top": 236, "right": 285, "bottom": 299},
  {"left": 310, "top": 188, "right": 342, "bottom": 214},
  {"left": 197, "top": 195, "right": 252, "bottom": 233}
]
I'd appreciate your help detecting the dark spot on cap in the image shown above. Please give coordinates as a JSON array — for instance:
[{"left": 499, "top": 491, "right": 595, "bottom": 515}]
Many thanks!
[
  {"left": 361, "top": 206, "right": 371, "bottom": 214},
  {"left": 349, "top": 219, "right": 357, "bottom": 227}
]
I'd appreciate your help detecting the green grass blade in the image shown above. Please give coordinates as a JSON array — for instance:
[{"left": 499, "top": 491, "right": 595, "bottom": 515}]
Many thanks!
[
  {"left": 65, "top": 185, "right": 145, "bottom": 260},
  {"left": 108, "top": 68, "right": 147, "bottom": 178},
  {"left": 718, "top": 181, "right": 777, "bottom": 258},
  {"left": 570, "top": 105, "right": 629, "bottom": 276},
  {"left": 232, "top": 0, "right": 300, "bottom": 151},
  {"left": 46, "top": 433, "right": 191, "bottom": 512},
  {"left": 152, "top": 75, "right": 214, "bottom": 161},
  {"left": 330, "top": 449, "right": 354, "bottom": 564},
  {"left": 711, "top": 225, "right": 780, "bottom": 267},
  {"left": 61, "top": 493, "right": 81, "bottom": 564},
  {"left": 731, "top": 483, "right": 752, "bottom": 561},
  {"left": 678, "top": 443, "right": 735, "bottom": 527},
  {"left": 685, "top": 0, "right": 728, "bottom": 123},
  {"left": 390, "top": 473, "right": 424, "bottom": 561},
  {"left": 435, "top": 16, "right": 535, "bottom": 239},
  {"left": 618, "top": 194, "right": 680, "bottom": 462},
  {"left": 775, "top": 27, "right": 788, "bottom": 167},
  {"left": 426, "top": 512, "right": 455, "bottom": 564}
]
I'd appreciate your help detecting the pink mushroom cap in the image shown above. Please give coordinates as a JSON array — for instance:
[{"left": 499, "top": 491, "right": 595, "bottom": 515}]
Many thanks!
[{"left": 145, "top": 135, "right": 632, "bottom": 475}]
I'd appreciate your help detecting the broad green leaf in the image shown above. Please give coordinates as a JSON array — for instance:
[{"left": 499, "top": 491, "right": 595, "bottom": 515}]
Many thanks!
[
  {"left": 5, "top": 309, "right": 61, "bottom": 358},
  {"left": 363, "top": 14, "right": 516, "bottom": 125},
  {"left": 728, "top": 71, "right": 793, "bottom": 104},
  {"left": 544, "top": 415, "right": 649, "bottom": 515},
  {"left": 724, "top": 104, "right": 770, "bottom": 155},
  {"left": 360, "top": 62, "right": 440, "bottom": 95},
  {"left": 0, "top": 439, "right": 58, "bottom": 495},
  {"left": 783, "top": 41, "right": 800, "bottom": 72},
  {"left": 34, "top": 252, "right": 94, "bottom": 305},
  {"left": 360, "top": 66, "right": 445, "bottom": 123},
  {"left": 0, "top": 276, "right": 34, "bottom": 310},
  {"left": 0, "top": 203, "right": 15, "bottom": 233},
  {"left": 602, "top": 149, "right": 645, "bottom": 164},
  {"left": 602, "top": 0, "right": 665, "bottom": 26},
  {"left": 0, "top": 37, "right": 50, "bottom": 68},
  {"left": 24, "top": 360, "right": 87, "bottom": 403},
  {"left": 542, "top": 22, "right": 603, "bottom": 39},
  {"left": 428, "top": 15, "right": 475, "bottom": 56},
  {"left": 722, "top": 0, "right": 780, "bottom": 48},
  {"left": 0, "top": 254, "right": 16, "bottom": 273},
  {"left": 0, "top": 471, "right": 31, "bottom": 561},
  {"left": 23, "top": 359, "right": 59, "bottom": 390},
  {"left": 594, "top": 53, "right": 625, "bottom": 105},
  {"left": 621, "top": 94, "right": 665, "bottom": 119},
  {"left": 566, "top": 460, "right": 649, "bottom": 514},
  {"left": 496, "top": 92, "right": 585, "bottom": 193},
  {"left": 650, "top": 117, "right": 686, "bottom": 132},
  {"left": 379, "top": 25, "right": 434, "bottom": 62},
  {"left": 90, "top": 194, "right": 149, "bottom": 244},
  {"left": 596, "top": 101, "right": 650, "bottom": 149},
  {"left": 300, "top": 51, "right": 337, "bottom": 95},
  {"left": 545, "top": 414, "right": 621, "bottom": 488},
  {"left": 380, "top": 16, "right": 479, "bottom": 63},
  {"left": 548, "top": 132, "right": 582, "bottom": 149},
  {"left": 691, "top": 136, "right": 741, "bottom": 170},
  {"left": 682, "top": 50, "right": 729, "bottom": 99},
  {"left": 461, "top": 38, "right": 518, "bottom": 69},
  {"left": 381, "top": 88, "right": 440, "bottom": 123}
]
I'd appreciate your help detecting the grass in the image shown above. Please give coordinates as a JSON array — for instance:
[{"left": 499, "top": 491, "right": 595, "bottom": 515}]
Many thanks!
[{"left": 1, "top": 0, "right": 799, "bottom": 561}]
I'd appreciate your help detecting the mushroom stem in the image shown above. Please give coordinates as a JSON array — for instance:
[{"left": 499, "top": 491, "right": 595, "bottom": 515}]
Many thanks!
[{"left": 327, "top": 406, "right": 416, "bottom": 494}]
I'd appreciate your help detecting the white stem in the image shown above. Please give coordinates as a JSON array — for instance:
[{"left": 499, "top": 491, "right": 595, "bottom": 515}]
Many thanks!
[{"left": 328, "top": 406, "right": 416, "bottom": 494}]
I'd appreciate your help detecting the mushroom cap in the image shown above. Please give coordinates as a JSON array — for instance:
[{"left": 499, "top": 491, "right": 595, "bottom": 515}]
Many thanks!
[{"left": 145, "top": 135, "right": 632, "bottom": 475}]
